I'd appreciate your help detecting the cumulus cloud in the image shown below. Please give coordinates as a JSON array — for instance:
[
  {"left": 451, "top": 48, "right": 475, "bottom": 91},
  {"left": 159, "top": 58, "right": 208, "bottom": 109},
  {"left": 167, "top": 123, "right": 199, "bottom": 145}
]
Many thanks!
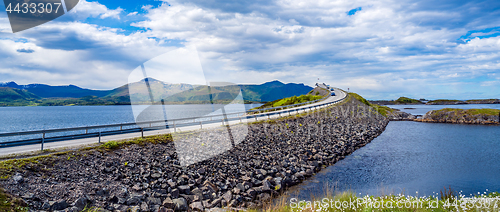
[{"left": 0, "top": 0, "right": 499, "bottom": 99}]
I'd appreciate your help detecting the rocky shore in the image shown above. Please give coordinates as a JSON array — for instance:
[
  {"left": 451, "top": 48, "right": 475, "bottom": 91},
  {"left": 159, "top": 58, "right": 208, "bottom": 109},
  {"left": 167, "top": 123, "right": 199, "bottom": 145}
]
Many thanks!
[
  {"left": 417, "top": 108, "right": 500, "bottom": 124},
  {"left": 385, "top": 109, "right": 417, "bottom": 121},
  {"left": 1, "top": 96, "right": 389, "bottom": 212}
]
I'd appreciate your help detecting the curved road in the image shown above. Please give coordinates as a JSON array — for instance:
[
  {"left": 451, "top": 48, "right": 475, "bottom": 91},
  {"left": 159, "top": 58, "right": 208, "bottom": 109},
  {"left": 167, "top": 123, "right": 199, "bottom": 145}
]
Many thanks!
[{"left": 0, "top": 88, "right": 347, "bottom": 157}]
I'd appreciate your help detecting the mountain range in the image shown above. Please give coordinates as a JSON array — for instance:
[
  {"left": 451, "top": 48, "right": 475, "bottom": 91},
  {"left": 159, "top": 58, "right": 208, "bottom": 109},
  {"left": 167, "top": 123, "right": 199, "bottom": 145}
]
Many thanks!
[{"left": 0, "top": 79, "right": 313, "bottom": 106}]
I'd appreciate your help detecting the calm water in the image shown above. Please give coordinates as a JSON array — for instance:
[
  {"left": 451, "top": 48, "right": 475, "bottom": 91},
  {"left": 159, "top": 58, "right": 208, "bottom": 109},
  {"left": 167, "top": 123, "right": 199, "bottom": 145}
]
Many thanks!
[
  {"left": 0, "top": 104, "right": 262, "bottom": 133},
  {"left": 387, "top": 104, "right": 500, "bottom": 116},
  {"left": 291, "top": 121, "right": 500, "bottom": 199}
]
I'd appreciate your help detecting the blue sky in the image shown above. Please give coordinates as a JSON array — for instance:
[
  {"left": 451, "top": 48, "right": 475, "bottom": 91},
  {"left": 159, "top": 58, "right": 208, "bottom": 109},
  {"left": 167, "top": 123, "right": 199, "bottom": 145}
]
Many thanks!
[{"left": 0, "top": 0, "right": 499, "bottom": 100}]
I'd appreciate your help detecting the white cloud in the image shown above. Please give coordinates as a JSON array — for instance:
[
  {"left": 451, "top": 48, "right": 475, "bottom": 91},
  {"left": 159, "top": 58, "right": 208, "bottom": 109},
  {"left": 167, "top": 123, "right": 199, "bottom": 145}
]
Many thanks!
[
  {"left": 127, "top": 12, "right": 138, "bottom": 16},
  {"left": 100, "top": 7, "right": 123, "bottom": 19},
  {"left": 1, "top": 0, "right": 500, "bottom": 99},
  {"left": 67, "top": 0, "right": 122, "bottom": 20}
]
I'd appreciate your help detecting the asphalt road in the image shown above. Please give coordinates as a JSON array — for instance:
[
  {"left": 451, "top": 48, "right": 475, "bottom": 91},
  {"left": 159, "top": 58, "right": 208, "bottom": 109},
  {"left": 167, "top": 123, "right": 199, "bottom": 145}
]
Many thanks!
[{"left": 0, "top": 88, "right": 347, "bottom": 157}]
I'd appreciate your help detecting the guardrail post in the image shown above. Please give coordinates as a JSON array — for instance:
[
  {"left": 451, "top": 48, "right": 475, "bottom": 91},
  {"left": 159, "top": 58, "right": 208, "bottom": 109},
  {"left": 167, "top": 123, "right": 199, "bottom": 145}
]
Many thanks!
[
  {"left": 99, "top": 131, "right": 101, "bottom": 143},
  {"left": 120, "top": 125, "right": 122, "bottom": 131},
  {"left": 200, "top": 121, "right": 203, "bottom": 129},
  {"left": 173, "top": 121, "right": 176, "bottom": 132},
  {"left": 85, "top": 128, "right": 88, "bottom": 134},
  {"left": 141, "top": 128, "right": 144, "bottom": 138},
  {"left": 254, "top": 115, "right": 257, "bottom": 121},
  {"left": 41, "top": 132, "right": 45, "bottom": 151},
  {"left": 239, "top": 117, "right": 242, "bottom": 123}
]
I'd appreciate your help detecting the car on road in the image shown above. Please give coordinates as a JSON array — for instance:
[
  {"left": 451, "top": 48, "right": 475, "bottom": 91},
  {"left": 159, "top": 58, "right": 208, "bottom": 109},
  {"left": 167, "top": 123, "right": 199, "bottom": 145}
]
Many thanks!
[{"left": 331, "top": 92, "right": 336, "bottom": 96}]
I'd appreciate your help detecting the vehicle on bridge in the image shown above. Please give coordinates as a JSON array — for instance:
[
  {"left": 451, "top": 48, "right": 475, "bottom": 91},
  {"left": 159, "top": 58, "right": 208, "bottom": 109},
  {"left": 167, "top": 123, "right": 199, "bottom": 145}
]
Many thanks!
[{"left": 331, "top": 92, "right": 336, "bottom": 96}]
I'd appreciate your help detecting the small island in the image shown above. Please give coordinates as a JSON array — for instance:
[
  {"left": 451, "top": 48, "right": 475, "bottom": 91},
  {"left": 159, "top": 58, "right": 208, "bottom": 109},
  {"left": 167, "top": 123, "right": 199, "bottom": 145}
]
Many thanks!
[{"left": 418, "top": 108, "right": 500, "bottom": 125}]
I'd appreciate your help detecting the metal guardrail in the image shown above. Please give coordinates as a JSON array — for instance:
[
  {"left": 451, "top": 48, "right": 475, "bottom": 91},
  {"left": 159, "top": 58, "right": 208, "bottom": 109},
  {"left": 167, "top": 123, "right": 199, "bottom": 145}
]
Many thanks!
[{"left": 0, "top": 88, "right": 347, "bottom": 150}]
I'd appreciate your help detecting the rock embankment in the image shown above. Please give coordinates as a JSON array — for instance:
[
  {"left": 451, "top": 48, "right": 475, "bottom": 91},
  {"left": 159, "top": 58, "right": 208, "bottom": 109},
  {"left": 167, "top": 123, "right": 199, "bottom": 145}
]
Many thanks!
[
  {"left": 2, "top": 96, "right": 388, "bottom": 212},
  {"left": 385, "top": 109, "right": 417, "bottom": 121},
  {"left": 418, "top": 108, "right": 500, "bottom": 124}
]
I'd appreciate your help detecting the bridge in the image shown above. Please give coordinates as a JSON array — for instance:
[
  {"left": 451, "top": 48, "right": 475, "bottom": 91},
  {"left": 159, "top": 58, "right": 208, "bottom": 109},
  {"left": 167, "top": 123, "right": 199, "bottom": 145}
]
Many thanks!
[{"left": 0, "top": 87, "right": 347, "bottom": 157}]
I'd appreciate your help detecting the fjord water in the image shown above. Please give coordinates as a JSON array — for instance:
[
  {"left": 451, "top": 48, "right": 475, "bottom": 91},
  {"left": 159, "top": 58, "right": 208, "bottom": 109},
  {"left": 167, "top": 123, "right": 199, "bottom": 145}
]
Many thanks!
[
  {"left": 0, "top": 104, "right": 262, "bottom": 133},
  {"left": 291, "top": 120, "right": 500, "bottom": 199}
]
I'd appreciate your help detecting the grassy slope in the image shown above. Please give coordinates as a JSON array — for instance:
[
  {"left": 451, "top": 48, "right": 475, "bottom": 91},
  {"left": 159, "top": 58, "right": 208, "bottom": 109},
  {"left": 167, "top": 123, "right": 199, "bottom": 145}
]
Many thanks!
[
  {"left": 255, "top": 94, "right": 324, "bottom": 110},
  {"left": 350, "top": 93, "right": 395, "bottom": 116}
]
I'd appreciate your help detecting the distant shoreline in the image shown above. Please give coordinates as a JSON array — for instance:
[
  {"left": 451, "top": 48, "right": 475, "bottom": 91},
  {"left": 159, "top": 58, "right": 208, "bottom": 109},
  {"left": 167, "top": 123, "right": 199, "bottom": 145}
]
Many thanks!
[{"left": 370, "top": 98, "right": 500, "bottom": 105}]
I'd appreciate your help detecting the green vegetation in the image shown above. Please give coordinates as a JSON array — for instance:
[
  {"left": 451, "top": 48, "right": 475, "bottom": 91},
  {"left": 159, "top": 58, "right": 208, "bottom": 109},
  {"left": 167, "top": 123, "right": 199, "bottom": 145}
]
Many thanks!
[
  {"left": 350, "top": 93, "right": 395, "bottom": 117},
  {"left": 99, "top": 134, "right": 172, "bottom": 151},
  {"left": 434, "top": 108, "right": 500, "bottom": 116},
  {"left": 395, "top": 97, "right": 422, "bottom": 104},
  {"left": 252, "top": 94, "right": 323, "bottom": 111},
  {"left": 250, "top": 190, "right": 500, "bottom": 212},
  {"left": 426, "top": 99, "right": 463, "bottom": 104},
  {"left": 272, "top": 95, "right": 323, "bottom": 107},
  {"left": 465, "top": 99, "right": 500, "bottom": 104},
  {"left": 0, "top": 188, "right": 28, "bottom": 212}
]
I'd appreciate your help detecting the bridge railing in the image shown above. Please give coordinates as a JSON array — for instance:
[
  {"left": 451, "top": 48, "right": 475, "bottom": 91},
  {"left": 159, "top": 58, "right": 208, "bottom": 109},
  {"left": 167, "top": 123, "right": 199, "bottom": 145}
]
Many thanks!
[{"left": 0, "top": 89, "right": 347, "bottom": 150}]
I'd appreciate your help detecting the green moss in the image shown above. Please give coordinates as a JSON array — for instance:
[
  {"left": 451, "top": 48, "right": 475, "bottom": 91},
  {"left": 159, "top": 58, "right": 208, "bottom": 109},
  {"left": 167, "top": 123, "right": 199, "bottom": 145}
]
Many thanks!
[
  {"left": 350, "top": 93, "right": 371, "bottom": 106},
  {"left": 427, "top": 99, "right": 463, "bottom": 104},
  {"left": 434, "top": 108, "right": 500, "bottom": 116},
  {"left": 395, "top": 97, "right": 422, "bottom": 104},
  {"left": 0, "top": 188, "right": 28, "bottom": 212},
  {"left": 350, "top": 93, "right": 395, "bottom": 117}
]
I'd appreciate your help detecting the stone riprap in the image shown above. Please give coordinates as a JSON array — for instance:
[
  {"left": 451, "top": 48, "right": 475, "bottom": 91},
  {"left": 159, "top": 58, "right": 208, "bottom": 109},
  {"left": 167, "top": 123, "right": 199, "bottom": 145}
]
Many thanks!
[{"left": 2, "top": 96, "right": 388, "bottom": 212}]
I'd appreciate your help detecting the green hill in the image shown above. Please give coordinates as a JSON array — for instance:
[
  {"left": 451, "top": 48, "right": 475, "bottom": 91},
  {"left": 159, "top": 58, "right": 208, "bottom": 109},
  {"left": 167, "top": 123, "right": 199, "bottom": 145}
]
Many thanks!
[
  {"left": 0, "top": 79, "right": 313, "bottom": 106},
  {"left": 395, "top": 97, "right": 422, "bottom": 104},
  {"left": 0, "top": 87, "right": 40, "bottom": 106}
]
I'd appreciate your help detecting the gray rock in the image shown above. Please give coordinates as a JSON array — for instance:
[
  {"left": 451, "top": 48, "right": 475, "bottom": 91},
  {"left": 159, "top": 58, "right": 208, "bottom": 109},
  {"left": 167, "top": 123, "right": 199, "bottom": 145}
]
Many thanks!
[
  {"left": 162, "top": 197, "right": 175, "bottom": 209},
  {"left": 41, "top": 201, "right": 50, "bottom": 210},
  {"left": 12, "top": 173, "right": 23, "bottom": 184},
  {"left": 189, "top": 201, "right": 204, "bottom": 211},
  {"left": 197, "top": 168, "right": 206, "bottom": 174},
  {"left": 147, "top": 196, "right": 161, "bottom": 205},
  {"left": 50, "top": 199, "right": 68, "bottom": 210},
  {"left": 172, "top": 198, "right": 188, "bottom": 211},
  {"left": 126, "top": 195, "right": 142, "bottom": 205},
  {"left": 177, "top": 185, "right": 190, "bottom": 194},
  {"left": 21, "top": 192, "right": 34, "bottom": 199},
  {"left": 258, "top": 193, "right": 271, "bottom": 202},
  {"left": 209, "top": 197, "right": 222, "bottom": 208},
  {"left": 256, "top": 169, "right": 267, "bottom": 176},
  {"left": 222, "top": 191, "right": 232, "bottom": 203},
  {"left": 140, "top": 201, "right": 148, "bottom": 211},
  {"left": 68, "top": 206, "right": 80, "bottom": 212},
  {"left": 73, "top": 196, "right": 89, "bottom": 210},
  {"left": 171, "top": 188, "right": 180, "bottom": 199}
]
